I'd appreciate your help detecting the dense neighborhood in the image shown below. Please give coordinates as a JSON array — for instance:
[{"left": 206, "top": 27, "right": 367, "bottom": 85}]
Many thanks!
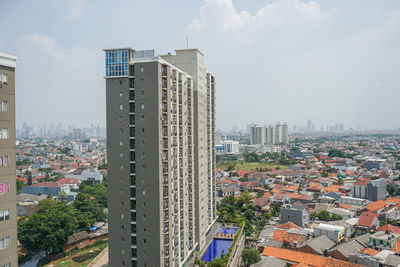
[{"left": 212, "top": 134, "right": 400, "bottom": 266}]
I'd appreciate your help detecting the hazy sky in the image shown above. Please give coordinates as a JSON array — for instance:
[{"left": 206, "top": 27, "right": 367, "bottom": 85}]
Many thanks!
[{"left": 1, "top": 0, "right": 399, "bottom": 131}]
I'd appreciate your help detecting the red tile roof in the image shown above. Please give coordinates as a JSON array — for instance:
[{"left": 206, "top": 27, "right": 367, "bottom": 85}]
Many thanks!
[
  {"left": 359, "top": 248, "right": 379, "bottom": 256},
  {"left": 273, "top": 230, "right": 306, "bottom": 243},
  {"left": 31, "top": 182, "right": 63, "bottom": 188},
  {"left": 57, "top": 178, "right": 80, "bottom": 184},
  {"left": 262, "top": 246, "right": 363, "bottom": 267},
  {"left": 358, "top": 212, "right": 379, "bottom": 227},
  {"left": 386, "top": 197, "right": 400, "bottom": 204},
  {"left": 377, "top": 224, "right": 400, "bottom": 234},
  {"left": 254, "top": 197, "right": 270, "bottom": 208},
  {"left": 364, "top": 200, "right": 388, "bottom": 212},
  {"left": 278, "top": 221, "right": 301, "bottom": 230}
]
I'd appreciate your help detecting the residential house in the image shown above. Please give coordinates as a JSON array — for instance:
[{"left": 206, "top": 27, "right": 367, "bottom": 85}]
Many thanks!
[
  {"left": 328, "top": 239, "right": 365, "bottom": 261},
  {"left": 262, "top": 246, "right": 364, "bottom": 267},
  {"left": 357, "top": 212, "right": 380, "bottom": 235},
  {"left": 22, "top": 182, "right": 70, "bottom": 197},
  {"left": 313, "top": 223, "right": 345, "bottom": 243},
  {"left": 57, "top": 177, "right": 81, "bottom": 192},
  {"left": 280, "top": 204, "right": 310, "bottom": 227},
  {"left": 297, "top": 235, "right": 335, "bottom": 255},
  {"left": 368, "top": 232, "right": 400, "bottom": 251}
]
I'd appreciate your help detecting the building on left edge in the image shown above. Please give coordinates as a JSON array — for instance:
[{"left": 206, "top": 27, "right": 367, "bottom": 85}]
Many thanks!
[{"left": 0, "top": 52, "right": 18, "bottom": 267}]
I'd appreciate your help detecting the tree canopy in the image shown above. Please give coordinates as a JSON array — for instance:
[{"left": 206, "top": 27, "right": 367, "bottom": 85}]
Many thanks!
[{"left": 18, "top": 200, "right": 76, "bottom": 254}]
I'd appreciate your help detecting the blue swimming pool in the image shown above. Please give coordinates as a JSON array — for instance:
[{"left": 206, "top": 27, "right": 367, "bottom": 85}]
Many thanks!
[
  {"left": 218, "top": 228, "right": 238, "bottom": 235},
  {"left": 201, "top": 238, "right": 233, "bottom": 262}
]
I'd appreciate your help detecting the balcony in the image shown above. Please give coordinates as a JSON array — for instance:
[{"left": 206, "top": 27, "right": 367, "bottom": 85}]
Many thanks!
[{"left": 162, "top": 79, "right": 168, "bottom": 89}]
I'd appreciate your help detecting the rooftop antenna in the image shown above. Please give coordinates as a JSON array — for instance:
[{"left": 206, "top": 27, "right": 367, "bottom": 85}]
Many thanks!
[{"left": 186, "top": 37, "right": 189, "bottom": 49}]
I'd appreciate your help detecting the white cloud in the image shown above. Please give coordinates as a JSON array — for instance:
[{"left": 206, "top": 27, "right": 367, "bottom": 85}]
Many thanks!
[
  {"left": 62, "top": 0, "right": 85, "bottom": 22},
  {"left": 15, "top": 33, "right": 104, "bottom": 128},
  {"left": 188, "top": 0, "right": 326, "bottom": 35},
  {"left": 187, "top": 0, "right": 400, "bottom": 130}
]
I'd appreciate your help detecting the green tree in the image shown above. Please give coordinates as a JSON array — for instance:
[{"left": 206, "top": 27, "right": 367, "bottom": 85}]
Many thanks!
[
  {"left": 264, "top": 184, "right": 271, "bottom": 190},
  {"left": 24, "top": 170, "right": 33, "bottom": 186},
  {"left": 256, "top": 191, "right": 264, "bottom": 198},
  {"left": 242, "top": 248, "right": 261, "bottom": 266},
  {"left": 262, "top": 212, "right": 272, "bottom": 221},
  {"left": 387, "top": 184, "right": 397, "bottom": 196},
  {"left": 16, "top": 179, "right": 24, "bottom": 194},
  {"left": 310, "top": 211, "right": 317, "bottom": 221},
  {"left": 244, "top": 209, "right": 255, "bottom": 221},
  {"left": 58, "top": 190, "right": 67, "bottom": 204},
  {"left": 18, "top": 200, "right": 77, "bottom": 254},
  {"left": 317, "top": 210, "right": 331, "bottom": 221},
  {"left": 270, "top": 202, "right": 283, "bottom": 217},
  {"left": 208, "top": 257, "right": 225, "bottom": 267},
  {"left": 330, "top": 213, "right": 343, "bottom": 221},
  {"left": 244, "top": 221, "right": 253, "bottom": 236}
]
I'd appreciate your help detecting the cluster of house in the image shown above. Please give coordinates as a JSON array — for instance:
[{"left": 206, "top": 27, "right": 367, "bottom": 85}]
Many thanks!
[
  {"left": 15, "top": 138, "right": 106, "bottom": 216},
  {"left": 215, "top": 136, "right": 400, "bottom": 266},
  {"left": 254, "top": 194, "right": 400, "bottom": 266}
]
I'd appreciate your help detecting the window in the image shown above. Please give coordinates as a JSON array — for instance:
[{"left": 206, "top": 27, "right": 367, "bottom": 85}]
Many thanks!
[
  {"left": 105, "top": 49, "right": 129, "bottom": 77},
  {"left": 140, "top": 116, "right": 144, "bottom": 121},
  {"left": 0, "top": 236, "right": 11, "bottom": 250},
  {"left": 0, "top": 129, "right": 9, "bottom": 139},
  {"left": 140, "top": 66, "right": 144, "bottom": 72},
  {"left": 120, "top": 141, "right": 123, "bottom": 146},
  {"left": 1, "top": 263, "right": 11, "bottom": 267},
  {"left": 120, "top": 165, "right": 124, "bottom": 171},
  {"left": 141, "top": 153, "right": 145, "bottom": 159},
  {"left": 0, "top": 73, "right": 8, "bottom": 85},
  {"left": 120, "top": 153, "right": 124, "bottom": 159},
  {"left": 120, "top": 128, "right": 123, "bottom": 134},
  {"left": 140, "top": 90, "right": 144, "bottom": 96},
  {"left": 0, "top": 156, "right": 9, "bottom": 167},
  {"left": 140, "top": 103, "right": 144, "bottom": 109},
  {"left": 140, "top": 79, "right": 144, "bottom": 87},
  {"left": 120, "top": 104, "right": 123, "bottom": 110},
  {"left": 120, "top": 92, "right": 123, "bottom": 97},
  {"left": 119, "top": 116, "right": 123, "bottom": 122},
  {"left": 0, "top": 101, "right": 8, "bottom": 112},
  {"left": 0, "top": 209, "right": 10, "bottom": 221},
  {"left": 0, "top": 183, "right": 9, "bottom": 195}
]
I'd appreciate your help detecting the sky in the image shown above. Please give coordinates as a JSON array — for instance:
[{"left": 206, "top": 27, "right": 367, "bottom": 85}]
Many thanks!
[{"left": 1, "top": 0, "right": 400, "bottom": 131}]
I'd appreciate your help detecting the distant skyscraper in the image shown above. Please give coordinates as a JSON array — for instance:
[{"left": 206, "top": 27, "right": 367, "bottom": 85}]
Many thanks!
[
  {"left": 105, "top": 48, "right": 216, "bottom": 267},
  {"left": 282, "top": 123, "right": 289, "bottom": 143},
  {"left": 266, "top": 126, "right": 274, "bottom": 144},
  {"left": 275, "top": 122, "right": 283, "bottom": 143},
  {"left": 0, "top": 52, "right": 18, "bottom": 267},
  {"left": 307, "top": 119, "right": 312, "bottom": 133},
  {"left": 250, "top": 125, "right": 265, "bottom": 145},
  {"left": 250, "top": 123, "right": 288, "bottom": 145}
]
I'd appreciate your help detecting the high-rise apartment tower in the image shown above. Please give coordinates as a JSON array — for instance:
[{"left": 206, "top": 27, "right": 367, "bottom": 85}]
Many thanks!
[
  {"left": 0, "top": 52, "right": 18, "bottom": 267},
  {"left": 105, "top": 48, "right": 216, "bottom": 267}
]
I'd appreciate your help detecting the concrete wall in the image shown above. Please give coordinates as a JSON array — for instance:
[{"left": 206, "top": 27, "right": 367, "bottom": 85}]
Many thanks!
[{"left": 0, "top": 62, "right": 18, "bottom": 267}]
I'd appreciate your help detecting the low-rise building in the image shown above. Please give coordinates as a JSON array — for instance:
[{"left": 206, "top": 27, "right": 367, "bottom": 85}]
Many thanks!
[
  {"left": 22, "top": 182, "right": 70, "bottom": 196},
  {"left": 313, "top": 223, "right": 345, "bottom": 243},
  {"left": 280, "top": 204, "right": 309, "bottom": 227},
  {"left": 368, "top": 232, "right": 400, "bottom": 251}
]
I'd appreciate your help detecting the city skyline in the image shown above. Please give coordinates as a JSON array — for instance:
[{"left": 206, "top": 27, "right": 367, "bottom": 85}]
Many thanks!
[{"left": 1, "top": 0, "right": 400, "bottom": 131}]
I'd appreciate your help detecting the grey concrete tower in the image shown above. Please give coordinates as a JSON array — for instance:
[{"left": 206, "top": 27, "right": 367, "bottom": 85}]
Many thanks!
[
  {"left": 161, "top": 49, "right": 217, "bottom": 250},
  {"left": 105, "top": 48, "right": 215, "bottom": 267},
  {"left": 0, "top": 52, "right": 18, "bottom": 267}
]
